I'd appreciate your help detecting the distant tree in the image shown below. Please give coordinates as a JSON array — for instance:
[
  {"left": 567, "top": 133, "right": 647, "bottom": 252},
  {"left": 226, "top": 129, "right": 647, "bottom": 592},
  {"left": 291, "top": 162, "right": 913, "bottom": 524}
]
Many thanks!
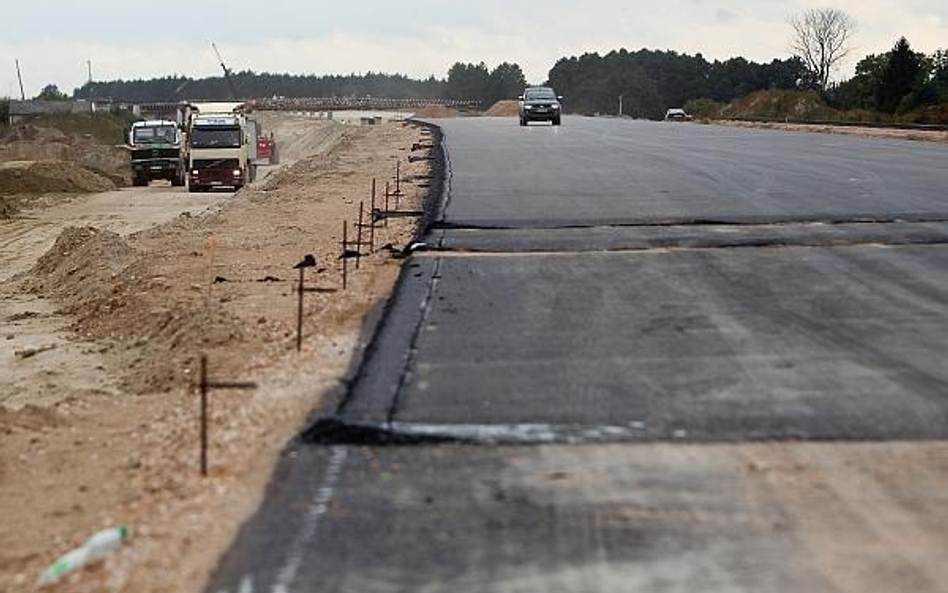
[
  {"left": 928, "top": 49, "right": 948, "bottom": 102},
  {"left": 790, "top": 8, "right": 856, "bottom": 92},
  {"left": 36, "top": 84, "right": 69, "bottom": 101},
  {"left": 445, "top": 62, "right": 492, "bottom": 106},
  {"left": 488, "top": 63, "right": 527, "bottom": 104},
  {"left": 876, "top": 37, "right": 926, "bottom": 113},
  {"left": 829, "top": 53, "right": 887, "bottom": 110}
]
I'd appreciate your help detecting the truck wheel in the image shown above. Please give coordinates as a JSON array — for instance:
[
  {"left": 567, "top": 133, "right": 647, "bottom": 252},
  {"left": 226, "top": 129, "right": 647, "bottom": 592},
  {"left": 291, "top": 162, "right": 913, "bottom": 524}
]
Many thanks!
[{"left": 189, "top": 184, "right": 203, "bottom": 194}]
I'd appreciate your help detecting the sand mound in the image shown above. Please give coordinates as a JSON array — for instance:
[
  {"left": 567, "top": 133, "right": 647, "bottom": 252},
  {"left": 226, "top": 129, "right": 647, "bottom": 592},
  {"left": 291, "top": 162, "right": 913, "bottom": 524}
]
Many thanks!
[
  {"left": 0, "top": 124, "right": 70, "bottom": 145},
  {"left": 414, "top": 105, "right": 460, "bottom": 118},
  {"left": 0, "top": 124, "right": 131, "bottom": 187},
  {"left": 484, "top": 100, "right": 520, "bottom": 117},
  {"left": 0, "top": 160, "right": 116, "bottom": 195},
  {"left": 25, "top": 226, "right": 136, "bottom": 313}
]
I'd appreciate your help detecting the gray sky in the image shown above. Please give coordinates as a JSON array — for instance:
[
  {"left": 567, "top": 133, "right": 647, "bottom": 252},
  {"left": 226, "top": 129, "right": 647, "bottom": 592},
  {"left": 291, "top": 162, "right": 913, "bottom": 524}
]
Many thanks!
[{"left": 2, "top": 0, "right": 947, "bottom": 97}]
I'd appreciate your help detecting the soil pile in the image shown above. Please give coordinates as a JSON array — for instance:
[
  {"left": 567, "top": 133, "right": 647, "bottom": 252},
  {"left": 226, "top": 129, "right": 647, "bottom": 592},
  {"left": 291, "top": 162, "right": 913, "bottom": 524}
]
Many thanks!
[
  {"left": 0, "top": 160, "right": 116, "bottom": 195},
  {"left": 414, "top": 105, "right": 460, "bottom": 118},
  {"left": 25, "top": 226, "right": 135, "bottom": 311},
  {"left": 484, "top": 100, "right": 520, "bottom": 117},
  {"left": 0, "top": 124, "right": 131, "bottom": 186}
]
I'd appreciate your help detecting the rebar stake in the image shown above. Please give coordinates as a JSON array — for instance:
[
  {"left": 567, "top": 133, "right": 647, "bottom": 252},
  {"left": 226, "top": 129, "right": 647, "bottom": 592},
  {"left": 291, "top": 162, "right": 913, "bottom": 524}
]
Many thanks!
[
  {"left": 198, "top": 356, "right": 256, "bottom": 477},
  {"left": 342, "top": 220, "right": 348, "bottom": 290},
  {"left": 356, "top": 201, "right": 364, "bottom": 270},
  {"left": 200, "top": 355, "right": 208, "bottom": 477},
  {"left": 370, "top": 179, "right": 376, "bottom": 253}
]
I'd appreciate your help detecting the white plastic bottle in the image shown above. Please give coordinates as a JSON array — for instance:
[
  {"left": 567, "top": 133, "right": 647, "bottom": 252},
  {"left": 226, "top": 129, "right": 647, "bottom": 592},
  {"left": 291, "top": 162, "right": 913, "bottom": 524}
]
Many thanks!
[{"left": 37, "top": 526, "right": 128, "bottom": 586}]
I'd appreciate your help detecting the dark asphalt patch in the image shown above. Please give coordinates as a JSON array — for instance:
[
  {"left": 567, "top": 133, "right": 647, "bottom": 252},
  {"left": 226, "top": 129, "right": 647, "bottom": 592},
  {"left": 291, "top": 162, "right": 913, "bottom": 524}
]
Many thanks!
[
  {"left": 434, "top": 220, "right": 948, "bottom": 253},
  {"left": 315, "top": 245, "right": 948, "bottom": 443},
  {"left": 205, "top": 444, "right": 827, "bottom": 593}
]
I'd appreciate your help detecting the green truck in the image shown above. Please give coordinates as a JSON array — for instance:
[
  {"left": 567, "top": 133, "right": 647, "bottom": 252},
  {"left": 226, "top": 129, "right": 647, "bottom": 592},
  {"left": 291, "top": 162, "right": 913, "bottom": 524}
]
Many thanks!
[{"left": 128, "top": 120, "right": 187, "bottom": 187}]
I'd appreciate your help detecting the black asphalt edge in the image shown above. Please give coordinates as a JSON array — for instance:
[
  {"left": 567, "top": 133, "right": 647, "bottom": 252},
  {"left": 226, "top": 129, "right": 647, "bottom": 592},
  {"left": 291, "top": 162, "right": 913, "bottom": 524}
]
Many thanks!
[
  {"left": 299, "top": 418, "right": 948, "bottom": 447},
  {"left": 434, "top": 233, "right": 948, "bottom": 255},
  {"left": 298, "top": 119, "right": 449, "bottom": 441}
]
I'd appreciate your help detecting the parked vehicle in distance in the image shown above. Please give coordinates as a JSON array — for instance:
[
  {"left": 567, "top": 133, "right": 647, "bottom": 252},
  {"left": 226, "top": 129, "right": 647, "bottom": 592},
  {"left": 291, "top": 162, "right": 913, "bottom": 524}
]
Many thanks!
[
  {"left": 128, "top": 120, "right": 186, "bottom": 187},
  {"left": 519, "top": 87, "right": 563, "bottom": 126},
  {"left": 665, "top": 108, "right": 692, "bottom": 121}
]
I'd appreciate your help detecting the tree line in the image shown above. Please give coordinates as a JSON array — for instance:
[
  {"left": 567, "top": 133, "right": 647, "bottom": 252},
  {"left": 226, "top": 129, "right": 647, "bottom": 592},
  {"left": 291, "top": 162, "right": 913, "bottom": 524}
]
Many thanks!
[
  {"left": 830, "top": 39, "right": 948, "bottom": 114},
  {"left": 546, "top": 50, "right": 805, "bottom": 118},
  {"left": 73, "top": 71, "right": 446, "bottom": 103}
]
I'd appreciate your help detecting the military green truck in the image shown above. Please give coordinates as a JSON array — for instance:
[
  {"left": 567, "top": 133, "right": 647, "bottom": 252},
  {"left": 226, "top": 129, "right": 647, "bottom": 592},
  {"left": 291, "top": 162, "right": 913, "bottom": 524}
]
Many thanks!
[{"left": 128, "top": 120, "right": 187, "bottom": 187}]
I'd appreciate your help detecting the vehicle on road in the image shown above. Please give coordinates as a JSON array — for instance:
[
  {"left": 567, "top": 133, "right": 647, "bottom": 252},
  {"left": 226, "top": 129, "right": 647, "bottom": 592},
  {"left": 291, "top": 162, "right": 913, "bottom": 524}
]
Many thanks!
[
  {"left": 519, "top": 87, "right": 563, "bottom": 126},
  {"left": 187, "top": 102, "right": 259, "bottom": 193},
  {"left": 665, "top": 108, "right": 692, "bottom": 121},
  {"left": 128, "top": 120, "right": 186, "bottom": 187}
]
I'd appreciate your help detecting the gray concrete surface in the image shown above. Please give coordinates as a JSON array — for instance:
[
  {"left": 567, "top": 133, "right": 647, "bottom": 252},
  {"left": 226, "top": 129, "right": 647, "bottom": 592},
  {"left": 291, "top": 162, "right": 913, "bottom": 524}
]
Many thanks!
[{"left": 207, "top": 118, "right": 948, "bottom": 593}]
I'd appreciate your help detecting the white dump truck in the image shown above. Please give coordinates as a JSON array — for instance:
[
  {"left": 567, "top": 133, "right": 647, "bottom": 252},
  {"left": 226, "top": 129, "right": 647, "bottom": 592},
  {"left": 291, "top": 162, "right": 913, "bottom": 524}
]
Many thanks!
[{"left": 187, "top": 102, "right": 258, "bottom": 193}]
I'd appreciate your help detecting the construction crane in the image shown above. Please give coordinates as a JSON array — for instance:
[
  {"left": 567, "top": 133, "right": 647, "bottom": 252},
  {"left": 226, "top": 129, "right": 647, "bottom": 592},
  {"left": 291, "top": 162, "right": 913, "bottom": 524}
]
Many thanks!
[{"left": 212, "top": 43, "right": 239, "bottom": 100}]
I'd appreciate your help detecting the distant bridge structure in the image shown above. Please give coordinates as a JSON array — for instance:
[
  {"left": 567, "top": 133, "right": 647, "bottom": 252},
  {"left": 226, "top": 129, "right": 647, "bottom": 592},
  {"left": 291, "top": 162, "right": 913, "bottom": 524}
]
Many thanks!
[{"left": 247, "top": 97, "right": 480, "bottom": 112}]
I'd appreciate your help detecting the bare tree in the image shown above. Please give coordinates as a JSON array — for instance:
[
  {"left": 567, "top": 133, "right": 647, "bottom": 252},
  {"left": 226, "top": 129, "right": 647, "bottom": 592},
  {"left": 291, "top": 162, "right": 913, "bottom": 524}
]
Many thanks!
[{"left": 790, "top": 8, "right": 856, "bottom": 91}]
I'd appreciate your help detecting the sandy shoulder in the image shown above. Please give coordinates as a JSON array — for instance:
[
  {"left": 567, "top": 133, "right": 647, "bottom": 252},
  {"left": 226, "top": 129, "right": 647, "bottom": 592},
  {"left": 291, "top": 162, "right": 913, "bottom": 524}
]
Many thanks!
[{"left": 0, "top": 119, "right": 434, "bottom": 593}]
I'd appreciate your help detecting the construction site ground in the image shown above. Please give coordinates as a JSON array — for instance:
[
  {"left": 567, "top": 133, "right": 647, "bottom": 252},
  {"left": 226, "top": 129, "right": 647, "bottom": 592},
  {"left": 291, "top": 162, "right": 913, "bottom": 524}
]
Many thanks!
[{"left": 0, "top": 114, "right": 432, "bottom": 593}]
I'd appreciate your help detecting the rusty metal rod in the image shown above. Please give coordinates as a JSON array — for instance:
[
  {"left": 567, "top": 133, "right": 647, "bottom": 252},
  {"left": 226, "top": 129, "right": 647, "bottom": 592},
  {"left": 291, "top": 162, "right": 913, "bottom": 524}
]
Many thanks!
[
  {"left": 342, "top": 220, "right": 348, "bottom": 290},
  {"left": 384, "top": 181, "right": 390, "bottom": 228},
  {"left": 296, "top": 266, "right": 305, "bottom": 352},
  {"left": 200, "top": 355, "right": 208, "bottom": 477},
  {"left": 395, "top": 160, "right": 401, "bottom": 197},
  {"left": 370, "top": 179, "right": 376, "bottom": 253},
  {"left": 356, "top": 202, "right": 364, "bottom": 270}
]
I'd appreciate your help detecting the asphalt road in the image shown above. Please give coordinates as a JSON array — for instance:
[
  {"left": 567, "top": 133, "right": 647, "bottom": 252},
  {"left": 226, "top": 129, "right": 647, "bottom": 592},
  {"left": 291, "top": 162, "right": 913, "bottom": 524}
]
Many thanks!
[{"left": 207, "top": 117, "right": 948, "bottom": 593}]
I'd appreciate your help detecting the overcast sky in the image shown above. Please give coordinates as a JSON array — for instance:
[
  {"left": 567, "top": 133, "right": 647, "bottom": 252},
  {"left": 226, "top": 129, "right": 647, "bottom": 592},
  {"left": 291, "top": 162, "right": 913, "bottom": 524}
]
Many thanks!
[{"left": 2, "top": 0, "right": 946, "bottom": 97}]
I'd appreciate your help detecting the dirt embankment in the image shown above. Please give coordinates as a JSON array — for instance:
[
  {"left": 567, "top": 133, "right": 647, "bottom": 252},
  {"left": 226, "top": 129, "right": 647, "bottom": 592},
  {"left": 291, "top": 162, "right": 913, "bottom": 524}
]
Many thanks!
[
  {"left": 413, "top": 105, "right": 460, "bottom": 118},
  {"left": 0, "top": 124, "right": 130, "bottom": 186},
  {"left": 715, "top": 119, "right": 948, "bottom": 143},
  {"left": 0, "top": 124, "right": 129, "bottom": 218},
  {"left": 484, "top": 100, "right": 520, "bottom": 117},
  {"left": 0, "top": 161, "right": 115, "bottom": 196},
  {"left": 0, "top": 121, "right": 435, "bottom": 593}
]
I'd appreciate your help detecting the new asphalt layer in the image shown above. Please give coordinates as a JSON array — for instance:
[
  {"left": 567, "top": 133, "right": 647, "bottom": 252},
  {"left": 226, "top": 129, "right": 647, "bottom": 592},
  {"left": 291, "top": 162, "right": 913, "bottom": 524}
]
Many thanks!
[{"left": 207, "top": 117, "right": 948, "bottom": 593}]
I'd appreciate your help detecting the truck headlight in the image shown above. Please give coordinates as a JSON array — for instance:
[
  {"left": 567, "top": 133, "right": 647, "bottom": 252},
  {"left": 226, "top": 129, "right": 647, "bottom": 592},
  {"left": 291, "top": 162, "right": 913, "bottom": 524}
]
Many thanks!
[
  {"left": 524, "top": 105, "right": 533, "bottom": 110},
  {"left": 233, "top": 169, "right": 242, "bottom": 177}
]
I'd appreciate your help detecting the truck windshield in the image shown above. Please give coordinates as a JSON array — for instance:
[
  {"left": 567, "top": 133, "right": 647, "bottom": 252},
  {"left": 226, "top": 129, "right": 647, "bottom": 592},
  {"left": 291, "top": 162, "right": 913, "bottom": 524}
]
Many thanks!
[
  {"left": 191, "top": 127, "right": 241, "bottom": 149},
  {"left": 133, "top": 126, "right": 177, "bottom": 145},
  {"left": 525, "top": 89, "right": 557, "bottom": 101}
]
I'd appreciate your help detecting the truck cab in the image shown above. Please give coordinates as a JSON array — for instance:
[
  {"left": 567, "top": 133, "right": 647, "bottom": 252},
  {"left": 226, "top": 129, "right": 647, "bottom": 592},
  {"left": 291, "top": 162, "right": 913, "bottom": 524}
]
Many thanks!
[
  {"left": 187, "top": 104, "right": 258, "bottom": 193},
  {"left": 128, "top": 120, "right": 186, "bottom": 187}
]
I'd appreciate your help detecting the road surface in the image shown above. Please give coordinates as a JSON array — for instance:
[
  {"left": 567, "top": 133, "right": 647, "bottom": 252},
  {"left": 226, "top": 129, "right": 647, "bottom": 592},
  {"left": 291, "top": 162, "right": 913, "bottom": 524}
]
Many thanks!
[{"left": 207, "top": 117, "right": 948, "bottom": 593}]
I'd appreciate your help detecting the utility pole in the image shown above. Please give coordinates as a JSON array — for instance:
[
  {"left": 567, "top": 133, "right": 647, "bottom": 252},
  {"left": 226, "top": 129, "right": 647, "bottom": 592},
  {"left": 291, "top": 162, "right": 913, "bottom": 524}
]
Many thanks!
[
  {"left": 87, "top": 60, "right": 93, "bottom": 84},
  {"left": 15, "top": 59, "right": 25, "bottom": 100}
]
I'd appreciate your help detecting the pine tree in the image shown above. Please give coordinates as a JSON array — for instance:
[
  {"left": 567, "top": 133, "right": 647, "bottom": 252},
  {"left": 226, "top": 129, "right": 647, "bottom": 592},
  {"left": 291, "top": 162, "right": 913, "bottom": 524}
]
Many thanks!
[{"left": 876, "top": 37, "right": 923, "bottom": 113}]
